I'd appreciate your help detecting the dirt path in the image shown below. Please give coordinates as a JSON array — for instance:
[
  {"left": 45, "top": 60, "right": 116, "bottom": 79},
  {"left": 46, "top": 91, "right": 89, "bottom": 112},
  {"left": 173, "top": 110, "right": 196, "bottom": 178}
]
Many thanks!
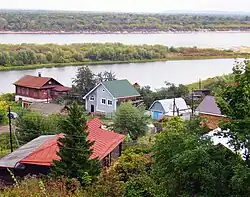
[{"left": 0, "top": 125, "right": 9, "bottom": 134}]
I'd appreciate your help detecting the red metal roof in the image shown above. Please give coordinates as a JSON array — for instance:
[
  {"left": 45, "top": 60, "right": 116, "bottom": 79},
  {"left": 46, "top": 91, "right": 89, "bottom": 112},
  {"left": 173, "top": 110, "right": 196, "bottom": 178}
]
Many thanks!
[
  {"left": 20, "top": 118, "right": 126, "bottom": 166},
  {"left": 14, "top": 75, "right": 53, "bottom": 89}
]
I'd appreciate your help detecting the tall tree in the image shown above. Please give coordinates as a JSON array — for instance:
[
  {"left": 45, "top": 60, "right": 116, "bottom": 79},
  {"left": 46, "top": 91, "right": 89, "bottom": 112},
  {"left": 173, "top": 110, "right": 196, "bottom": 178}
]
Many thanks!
[
  {"left": 112, "top": 102, "right": 149, "bottom": 141},
  {"left": 72, "top": 66, "right": 96, "bottom": 98},
  {"left": 152, "top": 117, "right": 239, "bottom": 197},
  {"left": 216, "top": 59, "right": 250, "bottom": 166},
  {"left": 52, "top": 102, "right": 100, "bottom": 186}
]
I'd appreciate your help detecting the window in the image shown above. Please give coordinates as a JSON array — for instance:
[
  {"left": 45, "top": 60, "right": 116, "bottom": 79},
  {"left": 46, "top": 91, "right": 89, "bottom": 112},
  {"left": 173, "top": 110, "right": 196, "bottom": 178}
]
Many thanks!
[
  {"left": 108, "top": 100, "right": 113, "bottom": 106},
  {"left": 101, "top": 98, "right": 106, "bottom": 105},
  {"left": 89, "top": 95, "right": 95, "bottom": 101},
  {"left": 22, "top": 88, "right": 25, "bottom": 95},
  {"left": 26, "top": 88, "right": 29, "bottom": 96},
  {"left": 17, "top": 87, "right": 21, "bottom": 94},
  {"left": 102, "top": 89, "right": 105, "bottom": 92},
  {"left": 34, "top": 90, "right": 37, "bottom": 97}
]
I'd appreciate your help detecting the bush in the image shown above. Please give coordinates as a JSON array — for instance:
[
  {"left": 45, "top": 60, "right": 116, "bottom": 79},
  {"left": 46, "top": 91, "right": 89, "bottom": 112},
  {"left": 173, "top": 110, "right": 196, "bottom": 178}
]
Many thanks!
[
  {"left": 124, "top": 174, "right": 157, "bottom": 197},
  {"left": 1, "top": 176, "right": 84, "bottom": 197}
]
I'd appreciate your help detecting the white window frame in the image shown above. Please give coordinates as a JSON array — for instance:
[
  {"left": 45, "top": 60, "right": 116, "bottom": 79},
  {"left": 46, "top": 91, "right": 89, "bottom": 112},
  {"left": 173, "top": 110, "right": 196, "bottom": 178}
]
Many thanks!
[
  {"left": 107, "top": 99, "right": 113, "bottom": 106},
  {"left": 101, "top": 98, "right": 106, "bottom": 105},
  {"left": 89, "top": 95, "right": 95, "bottom": 101}
]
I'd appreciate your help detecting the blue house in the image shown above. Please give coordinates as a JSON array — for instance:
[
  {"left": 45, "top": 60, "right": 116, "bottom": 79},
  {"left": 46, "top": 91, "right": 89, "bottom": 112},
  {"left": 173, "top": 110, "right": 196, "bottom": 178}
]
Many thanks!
[
  {"left": 149, "top": 98, "right": 191, "bottom": 120},
  {"left": 83, "top": 79, "right": 141, "bottom": 114}
]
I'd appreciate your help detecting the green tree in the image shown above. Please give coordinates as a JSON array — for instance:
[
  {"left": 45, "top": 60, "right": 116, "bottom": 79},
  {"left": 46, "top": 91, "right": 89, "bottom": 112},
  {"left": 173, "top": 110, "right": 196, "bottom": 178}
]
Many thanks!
[
  {"left": 112, "top": 102, "right": 149, "bottom": 141},
  {"left": 72, "top": 66, "right": 96, "bottom": 98},
  {"left": 16, "top": 111, "right": 62, "bottom": 144},
  {"left": 124, "top": 174, "right": 157, "bottom": 197},
  {"left": 216, "top": 60, "right": 250, "bottom": 166},
  {"left": 52, "top": 102, "right": 100, "bottom": 186},
  {"left": 152, "top": 117, "right": 239, "bottom": 197}
]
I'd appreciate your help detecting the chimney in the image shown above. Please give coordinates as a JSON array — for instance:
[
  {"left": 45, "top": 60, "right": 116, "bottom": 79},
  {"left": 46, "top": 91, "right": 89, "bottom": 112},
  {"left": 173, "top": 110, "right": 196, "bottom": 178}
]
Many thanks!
[{"left": 38, "top": 72, "right": 41, "bottom": 77}]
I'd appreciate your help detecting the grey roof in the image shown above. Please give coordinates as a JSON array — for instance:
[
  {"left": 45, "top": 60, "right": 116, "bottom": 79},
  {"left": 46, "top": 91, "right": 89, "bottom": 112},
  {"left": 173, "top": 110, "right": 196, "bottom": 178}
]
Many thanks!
[
  {"left": 0, "top": 135, "right": 55, "bottom": 168},
  {"left": 29, "top": 103, "right": 67, "bottom": 116},
  {"left": 102, "top": 79, "right": 140, "bottom": 98},
  {"left": 196, "top": 96, "right": 222, "bottom": 116}
]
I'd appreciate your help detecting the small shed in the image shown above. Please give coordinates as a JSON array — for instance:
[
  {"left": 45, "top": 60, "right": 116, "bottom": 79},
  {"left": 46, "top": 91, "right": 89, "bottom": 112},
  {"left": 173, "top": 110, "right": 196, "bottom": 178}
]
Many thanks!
[
  {"left": 149, "top": 98, "right": 191, "bottom": 120},
  {"left": 196, "top": 96, "right": 228, "bottom": 129}
]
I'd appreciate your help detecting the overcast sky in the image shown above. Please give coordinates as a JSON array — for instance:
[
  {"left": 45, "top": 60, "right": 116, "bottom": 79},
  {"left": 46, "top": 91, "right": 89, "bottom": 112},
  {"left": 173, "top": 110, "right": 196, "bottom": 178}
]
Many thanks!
[{"left": 1, "top": 0, "right": 250, "bottom": 12}]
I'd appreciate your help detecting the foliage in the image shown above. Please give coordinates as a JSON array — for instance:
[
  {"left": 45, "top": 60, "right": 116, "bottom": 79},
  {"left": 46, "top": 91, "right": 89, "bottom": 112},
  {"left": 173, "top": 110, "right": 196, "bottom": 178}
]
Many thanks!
[
  {"left": 138, "top": 83, "right": 190, "bottom": 108},
  {"left": 1, "top": 176, "right": 84, "bottom": 197},
  {"left": 152, "top": 117, "right": 240, "bottom": 197},
  {"left": 16, "top": 110, "right": 63, "bottom": 144},
  {"left": 216, "top": 60, "right": 250, "bottom": 166},
  {"left": 1, "top": 10, "right": 250, "bottom": 32},
  {"left": 114, "top": 152, "right": 151, "bottom": 182},
  {"left": 0, "top": 93, "right": 15, "bottom": 102},
  {"left": 72, "top": 66, "right": 116, "bottom": 100},
  {"left": 72, "top": 66, "right": 97, "bottom": 98},
  {"left": 187, "top": 74, "right": 234, "bottom": 94},
  {"left": 112, "top": 102, "right": 149, "bottom": 141},
  {"left": 124, "top": 174, "right": 157, "bottom": 197},
  {"left": 0, "top": 133, "right": 18, "bottom": 158},
  {"left": 51, "top": 102, "right": 100, "bottom": 186},
  {"left": 0, "top": 43, "right": 243, "bottom": 68},
  {"left": 85, "top": 144, "right": 153, "bottom": 197},
  {"left": 85, "top": 169, "right": 125, "bottom": 197}
]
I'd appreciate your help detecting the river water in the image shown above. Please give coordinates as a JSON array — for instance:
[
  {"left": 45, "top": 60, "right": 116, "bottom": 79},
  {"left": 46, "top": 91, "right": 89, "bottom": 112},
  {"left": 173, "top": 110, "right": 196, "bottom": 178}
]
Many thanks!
[
  {"left": 0, "top": 32, "right": 250, "bottom": 48},
  {"left": 0, "top": 58, "right": 237, "bottom": 94},
  {"left": 0, "top": 32, "right": 248, "bottom": 93}
]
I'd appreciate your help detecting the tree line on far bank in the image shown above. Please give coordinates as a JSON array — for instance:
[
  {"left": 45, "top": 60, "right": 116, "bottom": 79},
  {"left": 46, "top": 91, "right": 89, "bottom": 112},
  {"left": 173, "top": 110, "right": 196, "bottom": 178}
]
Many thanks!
[
  {"left": 0, "top": 43, "right": 241, "bottom": 67},
  {"left": 1, "top": 10, "right": 250, "bottom": 32}
]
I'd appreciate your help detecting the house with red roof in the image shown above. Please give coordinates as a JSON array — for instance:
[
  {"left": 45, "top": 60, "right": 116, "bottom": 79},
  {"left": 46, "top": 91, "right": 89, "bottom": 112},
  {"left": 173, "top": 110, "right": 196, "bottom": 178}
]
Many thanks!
[
  {"left": 0, "top": 118, "right": 126, "bottom": 184},
  {"left": 13, "top": 73, "right": 71, "bottom": 108}
]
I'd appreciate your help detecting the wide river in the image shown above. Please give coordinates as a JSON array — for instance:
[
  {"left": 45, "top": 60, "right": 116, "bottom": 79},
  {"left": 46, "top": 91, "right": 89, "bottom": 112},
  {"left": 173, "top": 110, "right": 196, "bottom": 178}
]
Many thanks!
[
  {"left": 0, "top": 58, "right": 238, "bottom": 94},
  {"left": 0, "top": 32, "right": 250, "bottom": 48},
  {"left": 0, "top": 32, "right": 249, "bottom": 93}
]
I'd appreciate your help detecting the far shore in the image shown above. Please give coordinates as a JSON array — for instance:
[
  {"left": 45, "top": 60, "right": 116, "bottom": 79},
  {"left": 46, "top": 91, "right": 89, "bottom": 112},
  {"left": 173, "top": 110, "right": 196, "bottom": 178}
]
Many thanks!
[
  {"left": 1, "top": 30, "right": 250, "bottom": 35},
  {"left": 0, "top": 56, "right": 246, "bottom": 72}
]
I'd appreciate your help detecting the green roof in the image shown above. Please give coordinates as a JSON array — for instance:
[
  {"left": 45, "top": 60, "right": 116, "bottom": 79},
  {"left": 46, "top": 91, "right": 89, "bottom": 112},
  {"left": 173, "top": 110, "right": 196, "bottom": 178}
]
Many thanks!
[{"left": 102, "top": 79, "right": 140, "bottom": 98}]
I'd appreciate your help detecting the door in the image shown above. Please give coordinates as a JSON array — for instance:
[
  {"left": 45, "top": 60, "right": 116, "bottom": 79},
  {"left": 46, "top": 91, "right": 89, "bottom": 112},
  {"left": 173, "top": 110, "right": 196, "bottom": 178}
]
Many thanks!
[
  {"left": 90, "top": 105, "right": 95, "bottom": 113},
  {"left": 153, "top": 111, "right": 160, "bottom": 120}
]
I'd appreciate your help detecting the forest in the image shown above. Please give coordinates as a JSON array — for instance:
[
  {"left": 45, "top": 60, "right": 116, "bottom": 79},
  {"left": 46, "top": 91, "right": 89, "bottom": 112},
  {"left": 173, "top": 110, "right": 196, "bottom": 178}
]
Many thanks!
[
  {"left": 0, "top": 43, "right": 245, "bottom": 70},
  {"left": 0, "top": 10, "right": 250, "bottom": 32}
]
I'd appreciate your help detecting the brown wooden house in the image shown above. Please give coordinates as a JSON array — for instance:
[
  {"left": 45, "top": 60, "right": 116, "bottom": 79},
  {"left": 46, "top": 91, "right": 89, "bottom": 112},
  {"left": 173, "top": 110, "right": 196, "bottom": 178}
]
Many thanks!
[{"left": 13, "top": 73, "right": 71, "bottom": 108}]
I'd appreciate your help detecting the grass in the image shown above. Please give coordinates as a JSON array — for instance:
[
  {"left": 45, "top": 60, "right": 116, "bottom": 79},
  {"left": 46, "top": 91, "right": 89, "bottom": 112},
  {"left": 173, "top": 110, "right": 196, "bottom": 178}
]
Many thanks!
[{"left": 0, "top": 53, "right": 248, "bottom": 72}]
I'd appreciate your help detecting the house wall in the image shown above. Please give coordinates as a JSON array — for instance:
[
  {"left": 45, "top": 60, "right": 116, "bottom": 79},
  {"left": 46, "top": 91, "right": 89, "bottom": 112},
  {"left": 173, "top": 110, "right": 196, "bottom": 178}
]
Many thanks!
[
  {"left": 15, "top": 86, "right": 51, "bottom": 100},
  {"left": 86, "top": 84, "right": 116, "bottom": 113},
  {"left": 86, "top": 88, "right": 97, "bottom": 113},
  {"left": 150, "top": 102, "right": 165, "bottom": 113},
  {"left": 199, "top": 113, "right": 228, "bottom": 130}
]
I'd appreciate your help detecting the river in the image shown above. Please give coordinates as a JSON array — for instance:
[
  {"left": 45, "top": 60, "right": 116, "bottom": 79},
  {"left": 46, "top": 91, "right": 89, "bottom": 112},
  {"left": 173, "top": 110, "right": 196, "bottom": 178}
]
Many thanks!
[
  {"left": 0, "top": 32, "right": 250, "bottom": 49},
  {"left": 0, "top": 58, "right": 237, "bottom": 94}
]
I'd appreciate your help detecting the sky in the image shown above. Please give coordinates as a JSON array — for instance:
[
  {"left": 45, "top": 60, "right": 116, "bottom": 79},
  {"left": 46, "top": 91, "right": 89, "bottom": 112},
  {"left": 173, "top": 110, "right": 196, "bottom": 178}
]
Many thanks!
[{"left": 1, "top": 0, "right": 250, "bottom": 13}]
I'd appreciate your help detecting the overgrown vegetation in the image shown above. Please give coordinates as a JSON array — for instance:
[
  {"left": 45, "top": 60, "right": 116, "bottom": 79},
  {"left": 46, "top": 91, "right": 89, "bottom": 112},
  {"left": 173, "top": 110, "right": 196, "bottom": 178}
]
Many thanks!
[
  {"left": 112, "top": 102, "right": 150, "bottom": 141},
  {"left": 0, "top": 43, "right": 246, "bottom": 70},
  {"left": 16, "top": 110, "right": 64, "bottom": 144},
  {"left": 1, "top": 10, "right": 250, "bottom": 32}
]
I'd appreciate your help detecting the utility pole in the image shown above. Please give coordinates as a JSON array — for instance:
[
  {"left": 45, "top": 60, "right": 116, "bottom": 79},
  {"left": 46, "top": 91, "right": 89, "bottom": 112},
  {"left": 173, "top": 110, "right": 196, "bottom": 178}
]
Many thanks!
[
  {"left": 173, "top": 98, "right": 176, "bottom": 116},
  {"left": 47, "top": 89, "right": 49, "bottom": 103},
  {"left": 191, "top": 88, "right": 194, "bottom": 117},
  {"left": 8, "top": 106, "right": 13, "bottom": 152}
]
